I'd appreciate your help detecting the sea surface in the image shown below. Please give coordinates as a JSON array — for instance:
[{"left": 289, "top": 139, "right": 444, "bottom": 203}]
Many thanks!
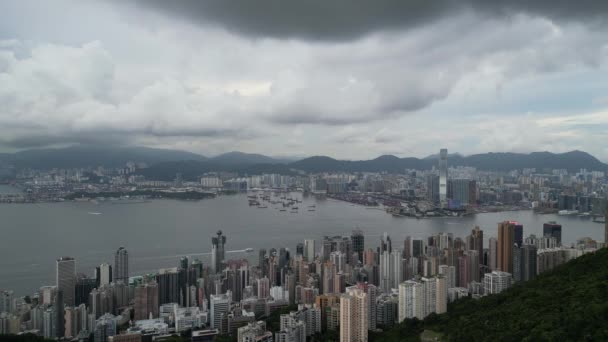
[{"left": 0, "top": 187, "right": 603, "bottom": 296}]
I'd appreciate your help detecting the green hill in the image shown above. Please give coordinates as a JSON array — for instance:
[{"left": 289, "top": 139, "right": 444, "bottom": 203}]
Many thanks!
[{"left": 371, "top": 247, "right": 608, "bottom": 341}]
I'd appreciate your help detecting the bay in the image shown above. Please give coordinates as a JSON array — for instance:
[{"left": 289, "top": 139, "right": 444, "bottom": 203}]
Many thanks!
[{"left": 0, "top": 192, "right": 603, "bottom": 296}]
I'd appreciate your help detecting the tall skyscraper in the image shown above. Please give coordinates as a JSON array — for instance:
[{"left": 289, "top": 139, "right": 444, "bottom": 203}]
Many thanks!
[
  {"left": 351, "top": 229, "right": 365, "bottom": 263},
  {"left": 304, "top": 239, "right": 316, "bottom": 261},
  {"left": 114, "top": 247, "right": 129, "bottom": 283},
  {"left": 543, "top": 222, "right": 562, "bottom": 245},
  {"left": 467, "top": 226, "right": 484, "bottom": 265},
  {"left": 211, "top": 230, "right": 226, "bottom": 274},
  {"left": 513, "top": 223, "right": 524, "bottom": 246},
  {"left": 439, "top": 148, "right": 448, "bottom": 204},
  {"left": 340, "top": 286, "right": 368, "bottom": 342},
  {"left": 497, "top": 221, "right": 516, "bottom": 273},
  {"left": 257, "top": 276, "right": 270, "bottom": 299},
  {"left": 54, "top": 289, "right": 64, "bottom": 338},
  {"left": 403, "top": 236, "right": 412, "bottom": 259},
  {"left": 95, "top": 263, "right": 112, "bottom": 287},
  {"left": 56, "top": 257, "right": 76, "bottom": 306},
  {"left": 488, "top": 237, "right": 498, "bottom": 271},
  {"left": 398, "top": 280, "right": 423, "bottom": 321},
  {"left": 513, "top": 244, "right": 537, "bottom": 282}
]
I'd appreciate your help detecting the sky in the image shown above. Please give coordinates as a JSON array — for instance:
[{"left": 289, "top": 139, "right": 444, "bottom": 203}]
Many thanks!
[{"left": 0, "top": 0, "right": 607, "bottom": 161}]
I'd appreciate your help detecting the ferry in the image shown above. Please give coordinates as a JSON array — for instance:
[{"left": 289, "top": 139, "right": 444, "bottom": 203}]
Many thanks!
[{"left": 245, "top": 248, "right": 254, "bottom": 252}]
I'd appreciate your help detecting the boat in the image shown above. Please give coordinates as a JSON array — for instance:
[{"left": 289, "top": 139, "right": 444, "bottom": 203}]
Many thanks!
[
  {"left": 558, "top": 210, "right": 578, "bottom": 216},
  {"left": 245, "top": 248, "right": 254, "bottom": 252},
  {"left": 308, "top": 209, "right": 316, "bottom": 212},
  {"left": 291, "top": 207, "right": 298, "bottom": 210},
  {"left": 279, "top": 209, "right": 287, "bottom": 212},
  {"left": 88, "top": 212, "right": 102, "bottom": 215}
]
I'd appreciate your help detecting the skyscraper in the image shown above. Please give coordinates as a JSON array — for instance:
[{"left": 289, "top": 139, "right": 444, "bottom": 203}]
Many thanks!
[
  {"left": 95, "top": 263, "right": 112, "bottom": 287},
  {"left": 488, "top": 238, "right": 498, "bottom": 271},
  {"left": 114, "top": 247, "right": 129, "bottom": 283},
  {"left": 210, "top": 291, "right": 231, "bottom": 330},
  {"left": 439, "top": 148, "right": 448, "bottom": 204},
  {"left": 513, "top": 244, "right": 537, "bottom": 282},
  {"left": 497, "top": 221, "right": 516, "bottom": 273},
  {"left": 340, "top": 286, "right": 368, "bottom": 342},
  {"left": 543, "top": 222, "right": 562, "bottom": 245},
  {"left": 467, "top": 226, "right": 484, "bottom": 265},
  {"left": 134, "top": 282, "right": 159, "bottom": 320},
  {"left": 351, "top": 229, "right": 364, "bottom": 263},
  {"left": 304, "top": 239, "right": 316, "bottom": 261},
  {"left": 56, "top": 257, "right": 76, "bottom": 306},
  {"left": 211, "top": 230, "right": 226, "bottom": 274}
]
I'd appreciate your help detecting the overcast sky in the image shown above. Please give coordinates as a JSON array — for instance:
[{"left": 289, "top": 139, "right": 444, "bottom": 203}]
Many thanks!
[{"left": 1, "top": 1, "right": 607, "bottom": 160}]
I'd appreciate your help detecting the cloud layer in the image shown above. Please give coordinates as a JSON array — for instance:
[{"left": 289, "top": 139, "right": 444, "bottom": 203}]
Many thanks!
[{"left": 0, "top": 0, "right": 607, "bottom": 161}]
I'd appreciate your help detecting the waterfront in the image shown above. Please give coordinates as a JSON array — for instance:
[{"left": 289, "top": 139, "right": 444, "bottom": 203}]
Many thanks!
[{"left": 0, "top": 191, "right": 604, "bottom": 296}]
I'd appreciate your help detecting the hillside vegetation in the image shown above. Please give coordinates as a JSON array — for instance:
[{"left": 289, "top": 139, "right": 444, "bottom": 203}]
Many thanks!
[{"left": 370, "top": 247, "right": 608, "bottom": 341}]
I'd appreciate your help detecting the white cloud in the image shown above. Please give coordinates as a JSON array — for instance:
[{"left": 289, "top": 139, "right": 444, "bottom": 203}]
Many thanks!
[{"left": 0, "top": 2, "right": 607, "bottom": 161}]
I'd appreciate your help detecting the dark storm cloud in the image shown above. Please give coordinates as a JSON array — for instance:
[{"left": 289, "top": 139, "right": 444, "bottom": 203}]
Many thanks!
[{"left": 135, "top": 0, "right": 608, "bottom": 40}]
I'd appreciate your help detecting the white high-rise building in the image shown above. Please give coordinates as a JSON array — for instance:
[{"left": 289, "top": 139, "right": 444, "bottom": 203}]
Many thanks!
[
  {"left": 398, "top": 276, "right": 445, "bottom": 322},
  {"left": 340, "top": 286, "right": 368, "bottom": 342},
  {"left": 483, "top": 271, "right": 512, "bottom": 295},
  {"left": 439, "top": 148, "right": 448, "bottom": 204},
  {"left": 398, "top": 280, "right": 423, "bottom": 321},
  {"left": 98, "top": 263, "right": 112, "bottom": 286},
  {"left": 210, "top": 291, "right": 231, "bottom": 329},
  {"left": 56, "top": 257, "right": 76, "bottom": 306},
  {"left": 438, "top": 265, "right": 456, "bottom": 289},
  {"left": 304, "top": 240, "right": 316, "bottom": 261}
]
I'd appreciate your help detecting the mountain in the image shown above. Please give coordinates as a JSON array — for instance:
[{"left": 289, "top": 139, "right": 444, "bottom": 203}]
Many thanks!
[
  {"left": 0, "top": 145, "right": 207, "bottom": 169},
  {"left": 368, "top": 247, "right": 608, "bottom": 341},
  {"left": 290, "top": 150, "right": 607, "bottom": 173},
  {"left": 209, "top": 151, "right": 287, "bottom": 165}
]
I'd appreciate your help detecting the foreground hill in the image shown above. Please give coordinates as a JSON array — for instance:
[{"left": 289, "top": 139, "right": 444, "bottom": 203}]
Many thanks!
[{"left": 371, "top": 247, "right": 608, "bottom": 341}]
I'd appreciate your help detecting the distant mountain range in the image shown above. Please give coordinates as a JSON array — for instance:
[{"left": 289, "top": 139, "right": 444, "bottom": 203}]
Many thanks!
[
  {"left": 289, "top": 151, "right": 608, "bottom": 174},
  {"left": 0, "top": 146, "right": 605, "bottom": 179},
  {"left": 0, "top": 146, "right": 289, "bottom": 170}
]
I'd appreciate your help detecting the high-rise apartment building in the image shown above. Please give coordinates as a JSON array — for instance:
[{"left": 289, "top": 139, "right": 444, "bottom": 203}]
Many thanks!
[
  {"left": 542, "top": 222, "right": 562, "bottom": 245},
  {"left": 513, "top": 244, "right": 537, "bottom": 282},
  {"left": 467, "top": 226, "right": 484, "bottom": 265},
  {"left": 488, "top": 238, "right": 498, "bottom": 271},
  {"left": 211, "top": 230, "right": 227, "bottom": 274},
  {"left": 56, "top": 257, "right": 76, "bottom": 307},
  {"left": 257, "top": 277, "right": 270, "bottom": 299},
  {"left": 497, "top": 221, "right": 516, "bottom": 273},
  {"left": 210, "top": 291, "right": 231, "bottom": 330},
  {"left": 483, "top": 271, "right": 512, "bottom": 294},
  {"left": 134, "top": 281, "right": 159, "bottom": 320},
  {"left": 351, "top": 229, "right": 365, "bottom": 263},
  {"left": 304, "top": 240, "right": 316, "bottom": 261},
  {"left": 114, "top": 247, "right": 129, "bottom": 283},
  {"left": 340, "top": 286, "right": 368, "bottom": 342},
  {"left": 96, "top": 263, "right": 112, "bottom": 287}
]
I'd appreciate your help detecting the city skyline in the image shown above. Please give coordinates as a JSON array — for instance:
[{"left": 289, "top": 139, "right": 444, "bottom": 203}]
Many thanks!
[{"left": 1, "top": 2, "right": 608, "bottom": 160}]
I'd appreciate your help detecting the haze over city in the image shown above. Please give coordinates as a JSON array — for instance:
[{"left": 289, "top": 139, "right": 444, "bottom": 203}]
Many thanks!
[{"left": 1, "top": 1, "right": 608, "bottom": 160}]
